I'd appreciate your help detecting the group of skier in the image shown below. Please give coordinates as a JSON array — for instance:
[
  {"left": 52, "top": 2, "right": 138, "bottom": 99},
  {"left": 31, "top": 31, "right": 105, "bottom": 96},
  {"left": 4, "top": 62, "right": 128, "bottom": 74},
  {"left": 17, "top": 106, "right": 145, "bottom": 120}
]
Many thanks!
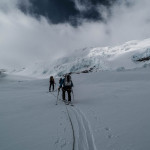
[{"left": 49, "top": 74, "right": 74, "bottom": 104}]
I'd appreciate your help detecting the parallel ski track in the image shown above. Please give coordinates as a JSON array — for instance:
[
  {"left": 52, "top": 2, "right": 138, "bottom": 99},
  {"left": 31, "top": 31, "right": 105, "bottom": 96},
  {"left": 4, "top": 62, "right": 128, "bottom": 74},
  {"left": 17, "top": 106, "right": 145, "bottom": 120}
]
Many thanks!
[
  {"left": 65, "top": 104, "right": 75, "bottom": 150},
  {"left": 49, "top": 91, "right": 97, "bottom": 150},
  {"left": 70, "top": 107, "right": 97, "bottom": 150},
  {"left": 49, "top": 91, "right": 75, "bottom": 150}
]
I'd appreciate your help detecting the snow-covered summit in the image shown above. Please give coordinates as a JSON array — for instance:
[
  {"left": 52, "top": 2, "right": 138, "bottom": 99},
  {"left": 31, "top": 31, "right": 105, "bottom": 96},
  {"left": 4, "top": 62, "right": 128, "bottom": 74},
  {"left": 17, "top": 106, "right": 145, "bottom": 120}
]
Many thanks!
[
  {"left": 52, "top": 38, "right": 150, "bottom": 75},
  {"left": 5, "top": 38, "right": 150, "bottom": 77}
]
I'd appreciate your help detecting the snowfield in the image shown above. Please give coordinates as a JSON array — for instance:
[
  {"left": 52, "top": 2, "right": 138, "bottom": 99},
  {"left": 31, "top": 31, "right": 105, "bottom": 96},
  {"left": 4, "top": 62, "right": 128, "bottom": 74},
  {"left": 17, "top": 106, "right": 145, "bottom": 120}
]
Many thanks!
[{"left": 1, "top": 67, "right": 150, "bottom": 150}]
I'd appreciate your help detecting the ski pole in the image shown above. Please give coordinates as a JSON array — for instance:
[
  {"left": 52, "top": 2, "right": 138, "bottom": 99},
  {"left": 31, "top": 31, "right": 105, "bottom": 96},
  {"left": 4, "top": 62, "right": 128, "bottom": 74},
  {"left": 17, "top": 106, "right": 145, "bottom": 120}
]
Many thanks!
[
  {"left": 56, "top": 89, "right": 59, "bottom": 105},
  {"left": 54, "top": 83, "right": 57, "bottom": 92},
  {"left": 72, "top": 89, "right": 74, "bottom": 103}
]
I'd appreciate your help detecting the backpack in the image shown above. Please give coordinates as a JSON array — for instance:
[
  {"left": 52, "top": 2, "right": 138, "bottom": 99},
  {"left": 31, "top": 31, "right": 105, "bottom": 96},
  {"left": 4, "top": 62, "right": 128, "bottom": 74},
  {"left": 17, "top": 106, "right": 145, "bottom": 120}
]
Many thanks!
[
  {"left": 64, "top": 75, "right": 72, "bottom": 87},
  {"left": 50, "top": 76, "right": 54, "bottom": 83}
]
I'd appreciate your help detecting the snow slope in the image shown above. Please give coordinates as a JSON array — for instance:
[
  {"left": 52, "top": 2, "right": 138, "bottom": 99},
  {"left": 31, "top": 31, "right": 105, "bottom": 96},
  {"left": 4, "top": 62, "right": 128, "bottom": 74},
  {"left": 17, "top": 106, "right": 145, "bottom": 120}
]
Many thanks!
[
  {"left": 6, "top": 38, "right": 150, "bottom": 78},
  {"left": 1, "top": 67, "right": 150, "bottom": 150}
]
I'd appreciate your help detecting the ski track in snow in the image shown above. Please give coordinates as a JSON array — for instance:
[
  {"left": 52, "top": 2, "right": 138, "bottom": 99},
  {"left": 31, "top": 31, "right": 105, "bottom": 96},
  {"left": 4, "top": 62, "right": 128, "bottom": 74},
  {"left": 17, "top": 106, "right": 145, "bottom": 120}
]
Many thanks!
[
  {"left": 68, "top": 106, "right": 97, "bottom": 150},
  {"left": 49, "top": 91, "right": 97, "bottom": 150}
]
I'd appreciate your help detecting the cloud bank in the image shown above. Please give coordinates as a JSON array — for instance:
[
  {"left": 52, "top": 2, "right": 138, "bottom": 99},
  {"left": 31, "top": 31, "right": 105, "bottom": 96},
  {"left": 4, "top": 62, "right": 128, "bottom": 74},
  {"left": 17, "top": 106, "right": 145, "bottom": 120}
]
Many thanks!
[{"left": 0, "top": 0, "right": 150, "bottom": 71}]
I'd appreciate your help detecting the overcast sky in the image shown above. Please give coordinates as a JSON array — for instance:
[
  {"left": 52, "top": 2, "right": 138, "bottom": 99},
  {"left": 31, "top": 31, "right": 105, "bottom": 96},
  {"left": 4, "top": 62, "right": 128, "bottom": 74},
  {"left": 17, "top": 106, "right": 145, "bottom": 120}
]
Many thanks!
[{"left": 0, "top": 0, "right": 150, "bottom": 70}]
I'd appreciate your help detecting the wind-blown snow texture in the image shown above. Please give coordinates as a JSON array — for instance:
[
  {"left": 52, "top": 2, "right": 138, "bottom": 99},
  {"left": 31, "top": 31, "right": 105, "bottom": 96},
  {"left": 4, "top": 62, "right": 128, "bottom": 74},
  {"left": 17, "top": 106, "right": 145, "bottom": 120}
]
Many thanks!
[
  {"left": 7, "top": 38, "right": 150, "bottom": 78},
  {"left": 1, "top": 68, "right": 150, "bottom": 150}
]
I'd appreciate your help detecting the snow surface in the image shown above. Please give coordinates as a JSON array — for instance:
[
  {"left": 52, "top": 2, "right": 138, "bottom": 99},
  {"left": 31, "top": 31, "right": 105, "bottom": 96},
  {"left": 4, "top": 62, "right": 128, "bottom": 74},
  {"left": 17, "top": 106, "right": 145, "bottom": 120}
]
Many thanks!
[
  {"left": 1, "top": 67, "right": 150, "bottom": 150},
  {"left": 4, "top": 38, "right": 150, "bottom": 78}
]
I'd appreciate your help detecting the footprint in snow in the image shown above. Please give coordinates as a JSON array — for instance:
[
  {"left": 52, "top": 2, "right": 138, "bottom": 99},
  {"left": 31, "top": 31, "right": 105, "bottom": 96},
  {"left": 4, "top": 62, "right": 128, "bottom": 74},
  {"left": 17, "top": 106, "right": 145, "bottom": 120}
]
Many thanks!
[
  {"left": 105, "top": 127, "right": 110, "bottom": 131},
  {"left": 60, "top": 139, "right": 66, "bottom": 148},
  {"left": 108, "top": 134, "right": 112, "bottom": 139},
  {"left": 55, "top": 138, "right": 59, "bottom": 144}
]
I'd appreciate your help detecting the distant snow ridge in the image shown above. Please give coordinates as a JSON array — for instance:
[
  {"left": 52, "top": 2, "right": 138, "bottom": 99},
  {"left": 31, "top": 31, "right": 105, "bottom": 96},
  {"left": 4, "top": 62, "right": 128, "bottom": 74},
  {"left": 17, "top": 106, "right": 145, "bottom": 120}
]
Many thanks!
[
  {"left": 52, "top": 47, "right": 110, "bottom": 76},
  {"left": 12, "top": 38, "right": 150, "bottom": 77},
  {"left": 132, "top": 48, "right": 150, "bottom": 62},
  {"left": 50, "top": 38, "right": 150, "bottom": 76}
]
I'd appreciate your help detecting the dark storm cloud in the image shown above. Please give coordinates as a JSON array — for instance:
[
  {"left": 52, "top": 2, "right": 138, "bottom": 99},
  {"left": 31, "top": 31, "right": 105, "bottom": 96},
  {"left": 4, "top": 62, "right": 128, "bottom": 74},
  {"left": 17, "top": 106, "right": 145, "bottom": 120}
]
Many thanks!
[{"left": 19, "top": 0, "right": 116, "bottom": 25}]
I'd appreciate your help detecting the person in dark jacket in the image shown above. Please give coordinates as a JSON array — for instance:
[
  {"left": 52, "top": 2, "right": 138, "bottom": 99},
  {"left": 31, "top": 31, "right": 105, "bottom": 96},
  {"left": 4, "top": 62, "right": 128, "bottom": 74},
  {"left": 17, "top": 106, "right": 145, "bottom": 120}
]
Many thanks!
[
  {"left": 59, "top": 78, "right": 62, "bottom": 84},
  {"left": 49, "top": 76, "right": 55, "bottom": 92},
  {"left": 58, "top": 74, "right": 73, "bottom": 104}
]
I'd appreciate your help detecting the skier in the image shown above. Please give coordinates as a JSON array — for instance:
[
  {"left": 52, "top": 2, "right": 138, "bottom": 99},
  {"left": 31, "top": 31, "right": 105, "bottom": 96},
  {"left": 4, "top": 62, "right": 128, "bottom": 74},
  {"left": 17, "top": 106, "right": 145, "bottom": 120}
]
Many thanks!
[
  {"left": 59, "top": 78, "right": 62, "bottom": 84},
  {"left": 49, "top": 76, "right": 55, "bottom": 92},
  {"left": 58, "top": 74, "right": 73, "bottom": 104}
]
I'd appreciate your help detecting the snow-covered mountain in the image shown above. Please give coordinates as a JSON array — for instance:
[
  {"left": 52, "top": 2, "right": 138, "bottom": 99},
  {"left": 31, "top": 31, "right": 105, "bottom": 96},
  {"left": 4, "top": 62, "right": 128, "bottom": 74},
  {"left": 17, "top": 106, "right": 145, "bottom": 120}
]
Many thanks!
[{"left": 4, "top": 38, "right": 150, "bottom": 78}]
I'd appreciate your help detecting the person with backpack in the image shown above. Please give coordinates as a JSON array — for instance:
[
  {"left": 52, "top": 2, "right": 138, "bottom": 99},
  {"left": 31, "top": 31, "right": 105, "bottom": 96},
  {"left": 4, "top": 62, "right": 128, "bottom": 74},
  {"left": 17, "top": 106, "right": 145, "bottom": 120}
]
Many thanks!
[
  {"left": 58, "top": 74, "right": 73, "bottom": 104},
  {"left": 49, "top": 76, "right": 55, "bottom": 92}
]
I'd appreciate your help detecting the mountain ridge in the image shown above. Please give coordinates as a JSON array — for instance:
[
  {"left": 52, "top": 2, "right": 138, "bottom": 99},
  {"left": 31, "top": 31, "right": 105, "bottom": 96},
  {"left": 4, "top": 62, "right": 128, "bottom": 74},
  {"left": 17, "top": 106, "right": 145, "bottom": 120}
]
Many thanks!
[{"left": 3, "top": 38, "right": 150, "bottom": 78}]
